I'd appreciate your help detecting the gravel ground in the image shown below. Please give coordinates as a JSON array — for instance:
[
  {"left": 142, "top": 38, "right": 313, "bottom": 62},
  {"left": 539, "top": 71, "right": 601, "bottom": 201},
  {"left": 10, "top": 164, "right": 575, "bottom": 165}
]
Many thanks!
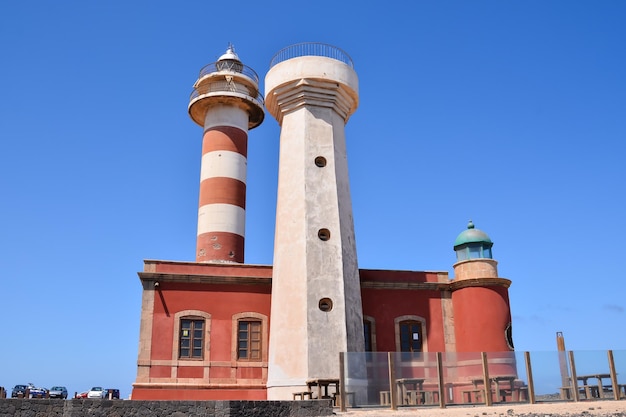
[{"left": 335, "top": 400, "right": 626, "bottom": 417}]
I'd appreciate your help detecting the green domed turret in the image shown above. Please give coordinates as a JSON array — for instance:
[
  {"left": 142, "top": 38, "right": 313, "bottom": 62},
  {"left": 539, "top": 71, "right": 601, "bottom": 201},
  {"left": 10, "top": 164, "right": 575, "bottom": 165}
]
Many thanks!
[{"left": 454, "top": 220, "right": 493, "bottom": 261}]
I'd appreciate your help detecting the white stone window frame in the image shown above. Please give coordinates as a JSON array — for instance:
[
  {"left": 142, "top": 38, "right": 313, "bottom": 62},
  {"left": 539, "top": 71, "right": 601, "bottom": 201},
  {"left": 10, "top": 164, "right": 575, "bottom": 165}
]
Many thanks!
[
  {"left": 172, "top": 310, "right": 212, "bottom": 364},
  {"left": 394, "top": 315, "right": 428, "bottom": 362},
  {"left": 363, "top": 315, "right": 377, "bottom": 352},
  {"left": 231, "top": 312, "right": 269, "bottom": 363}
]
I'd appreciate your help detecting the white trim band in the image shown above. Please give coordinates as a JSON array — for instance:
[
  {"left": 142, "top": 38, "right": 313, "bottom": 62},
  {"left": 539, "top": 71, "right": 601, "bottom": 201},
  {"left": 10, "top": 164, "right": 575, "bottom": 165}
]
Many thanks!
[
  {"left": 197, "top": 204, "right": 245, "bottom": 236},
  {"left": 200, "top": 151, "right": 247, "bottom": 183},
  {"left": 203, "top": 105, "right": 249, "bottom": 131}
]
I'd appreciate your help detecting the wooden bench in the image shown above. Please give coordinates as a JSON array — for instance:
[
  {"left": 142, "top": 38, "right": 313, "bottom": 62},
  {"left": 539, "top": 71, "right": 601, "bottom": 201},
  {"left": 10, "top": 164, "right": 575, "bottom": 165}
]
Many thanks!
[
  {"left": 292, "top": 391, "right": 313, "bottom": 400},
  {"left": 578, "top": 385, "right": 599, "bottom": 399},
  {"left": 405, "top": 389, "right": 420, "bottom": 405},
  {"left": 379, "top": 390, "right": 391, "bottom": 405},
  {"left": 333, "top": 391, "right": 356, "bottom": 408},
  {"left": 559, "top": 386, "right": 572, "bottom": 400},
  {"left": 516, "top": 386, "right": 529, "bottom": 402},
  {"left": 462, "top": 389, "right": 483, "bottom": 403},
  {"left": 423, "top": 389, "right": 440, "bottom": 404}
]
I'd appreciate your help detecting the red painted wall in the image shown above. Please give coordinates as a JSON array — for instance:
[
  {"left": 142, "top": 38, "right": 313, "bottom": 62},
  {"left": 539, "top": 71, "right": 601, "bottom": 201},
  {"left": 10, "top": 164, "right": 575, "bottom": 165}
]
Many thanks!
[
  {"left": 452, "top": 285, "right": 511, "bottom": 353},
  {"left": 151, "top": 282, "right": 271, "bottom": 362},
  {"left": 359, "top": 270, "right": 447, "bottom": 353}
]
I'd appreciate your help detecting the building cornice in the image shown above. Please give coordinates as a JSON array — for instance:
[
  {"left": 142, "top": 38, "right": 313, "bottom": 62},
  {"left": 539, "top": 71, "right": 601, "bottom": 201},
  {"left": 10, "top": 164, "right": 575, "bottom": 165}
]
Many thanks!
[
  {"left": 360, "top": 277, "right": 511, "bottom": 291},
  {"left": 449, "top": 277, "right": 511, "bottom": 290},
  {"left": 138, "top": 271, "right": 509, "bottom": 291},
  {"left": 138, "top": 272, "right": 271, "bottom": 286}
]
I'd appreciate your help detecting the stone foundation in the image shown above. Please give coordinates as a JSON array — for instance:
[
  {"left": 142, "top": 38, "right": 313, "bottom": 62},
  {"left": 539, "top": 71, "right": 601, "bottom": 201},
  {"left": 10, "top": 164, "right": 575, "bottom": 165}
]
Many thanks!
[{"left": 0, "top": 399, "right": 334, "bottom": 417}]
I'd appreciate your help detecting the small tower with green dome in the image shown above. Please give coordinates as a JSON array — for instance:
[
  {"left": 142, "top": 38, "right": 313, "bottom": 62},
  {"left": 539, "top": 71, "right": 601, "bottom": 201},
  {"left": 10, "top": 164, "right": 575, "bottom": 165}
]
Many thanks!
[
  {"left": 451, "top": 221, "right": 514, "bottom": 354},
  {"left": 452, "top": 221, "right": 500, "bottom": 281},
  {"left": 454, "top": 220, "right": 494, "bottom": 262}
]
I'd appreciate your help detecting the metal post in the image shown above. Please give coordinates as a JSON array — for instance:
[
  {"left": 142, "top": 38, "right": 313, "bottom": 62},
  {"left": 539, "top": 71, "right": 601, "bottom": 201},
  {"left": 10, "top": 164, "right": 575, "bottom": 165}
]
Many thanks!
[
  {"left": 556, "top": 332, "right": 569, "bottom": 396},
  {"left": 481, "top": 352, "right": 492, "bottom": 406},
  {"left": 568, "top": 351, "right": 580, "bottom": 402},
  {"left": 436, "top": 352, "right": 446, "bottom": 408},
  {"left": 608, "top": 350, "right": 619, "bottom": 401},
  {"left": 524, "top": 351, "right": 536, "bottom": 404},
  {"left": 388, "top": 352, "right": 397, "bottom": 410},
  {"left": 339, "top": 352, "right": 347, "bottom": 412}
]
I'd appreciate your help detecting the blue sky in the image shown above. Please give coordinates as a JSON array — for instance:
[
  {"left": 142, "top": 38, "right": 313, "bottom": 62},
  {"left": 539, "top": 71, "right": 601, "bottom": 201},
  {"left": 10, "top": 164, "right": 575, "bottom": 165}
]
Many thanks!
[{"left": 1, "top": 0, "right": 625, "bottom": 400}]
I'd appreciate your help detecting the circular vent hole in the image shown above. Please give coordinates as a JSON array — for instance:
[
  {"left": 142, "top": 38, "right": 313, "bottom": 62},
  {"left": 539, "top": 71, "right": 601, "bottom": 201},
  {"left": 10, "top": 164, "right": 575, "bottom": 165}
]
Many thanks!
[
  {"left": 319, "top": 298, "right": 333, "bottom": 312},
  {"left": 314, "top": 156, "right": 327, "bottom": 167}
]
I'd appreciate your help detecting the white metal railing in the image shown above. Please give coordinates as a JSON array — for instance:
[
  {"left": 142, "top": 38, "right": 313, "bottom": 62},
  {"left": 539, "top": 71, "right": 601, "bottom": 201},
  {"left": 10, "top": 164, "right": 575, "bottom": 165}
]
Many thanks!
[{"left": 269, "top": 42, "right": 353, "bottom": 68}]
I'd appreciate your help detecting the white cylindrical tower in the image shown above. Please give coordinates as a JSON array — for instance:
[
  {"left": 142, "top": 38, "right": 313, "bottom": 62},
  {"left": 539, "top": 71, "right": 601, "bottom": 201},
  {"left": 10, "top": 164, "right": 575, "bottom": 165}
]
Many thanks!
[
  {"left": 264, "top": 43, "right": 365, "bottom": 399},
  {"left": 188, "top": 46, "right": 264, "bottom": 263}
]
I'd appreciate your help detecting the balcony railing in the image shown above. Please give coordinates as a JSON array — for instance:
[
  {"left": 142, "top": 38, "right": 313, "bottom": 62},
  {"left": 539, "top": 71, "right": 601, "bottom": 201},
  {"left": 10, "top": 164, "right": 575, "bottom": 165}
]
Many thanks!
[
  {"left": 269, "top": 42, "right": 354, "bottom": 69},
  {"left": 189, "top": 80, "right": 264, "bottom": 106},
  {"left": 197, "top": 61, "right": 260, "bottom": 84}
]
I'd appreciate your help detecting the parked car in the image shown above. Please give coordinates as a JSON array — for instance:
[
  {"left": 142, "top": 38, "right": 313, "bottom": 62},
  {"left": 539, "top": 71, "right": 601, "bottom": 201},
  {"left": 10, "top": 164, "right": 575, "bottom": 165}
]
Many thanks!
[
  {"left": 104, "top": 388, "right": 120, "bottom": 399},
  {"left": 11, "top": 385, "right": 28, "bottom": 398},
  {"left": 76, "top": 391, "right": 88, "bottom": 399},
  {"left": 28, "top": 386, "right": 48, "bottom": 398},
  {"left": 49, "top": 386, "right": 68, "bottom": 399},
  {"left": 87, "top": 386, "right": 105, "bottom": 399}
]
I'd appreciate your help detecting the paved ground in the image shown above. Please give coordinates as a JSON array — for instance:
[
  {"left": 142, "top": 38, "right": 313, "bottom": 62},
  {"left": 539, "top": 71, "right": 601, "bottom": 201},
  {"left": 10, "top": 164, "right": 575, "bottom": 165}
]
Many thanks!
[{"left": 335, "top": 400, "right": 626, "bottom": 416}]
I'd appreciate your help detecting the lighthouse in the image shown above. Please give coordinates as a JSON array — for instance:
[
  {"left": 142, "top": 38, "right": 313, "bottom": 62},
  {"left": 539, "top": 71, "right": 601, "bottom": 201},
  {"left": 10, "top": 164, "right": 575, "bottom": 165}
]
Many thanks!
[
  {"left": 264, "top": 43, "right": 365, "bottom": 398},
  {"left": 188, "top": 45, "right": 264, "bottom": 263}
]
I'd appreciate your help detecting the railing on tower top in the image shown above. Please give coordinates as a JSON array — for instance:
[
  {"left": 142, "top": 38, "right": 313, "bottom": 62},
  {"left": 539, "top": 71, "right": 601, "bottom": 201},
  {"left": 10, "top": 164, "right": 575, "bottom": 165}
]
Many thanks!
[
  {"left": 269, "top": 42, "right": 354, "bottom": 69},
  {"left": 197, "top": 62, "right": 260, "bottom": 84},
  {"left": 189, "top": 80, "right": 264, "bottom": 106}
]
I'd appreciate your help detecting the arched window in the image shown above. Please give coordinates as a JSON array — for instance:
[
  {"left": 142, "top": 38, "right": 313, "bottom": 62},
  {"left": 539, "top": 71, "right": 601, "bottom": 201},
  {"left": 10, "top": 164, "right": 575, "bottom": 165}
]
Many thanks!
[
  {"left": 173, "top": 310, "right": 211, "bottom": 361},
  {"left": 179, "top": 317, "right": 205, "bottom": 359},
  {"left": 394, "top": 315, "right": 427, "bottom": 361},
  {"left": 363, "top": 315, "right": 377, "bottom": 352},
  {"left": 237, "top": 319, "right": 262, "bottom": 361},
  {"left": 231, "top": 312, "right": 268, "bottom": 363},
  {"left": 399, "top": 320, "right": 423, "bottom": 353}
]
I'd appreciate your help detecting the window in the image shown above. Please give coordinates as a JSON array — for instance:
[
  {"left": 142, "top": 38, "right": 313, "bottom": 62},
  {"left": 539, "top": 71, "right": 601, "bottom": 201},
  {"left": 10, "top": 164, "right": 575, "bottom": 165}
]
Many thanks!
[
  {"left": 399, "top": 320, "right": 423, "bottom": 360},
  {"left": 238, "top": 320, "right": 261, "bottom": 361},
  {"left": 179, "top": 318, "right": 204, "bottom": 359},
  {"left": 364, "top": 320, "right": 373, "bottom": 352}
]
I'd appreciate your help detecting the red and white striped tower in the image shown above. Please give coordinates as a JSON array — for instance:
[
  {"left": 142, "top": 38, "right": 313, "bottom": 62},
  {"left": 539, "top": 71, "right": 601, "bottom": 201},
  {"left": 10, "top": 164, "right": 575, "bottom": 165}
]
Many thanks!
[{"left": 188, "top": 46, "right": 264, "bottom": 263}]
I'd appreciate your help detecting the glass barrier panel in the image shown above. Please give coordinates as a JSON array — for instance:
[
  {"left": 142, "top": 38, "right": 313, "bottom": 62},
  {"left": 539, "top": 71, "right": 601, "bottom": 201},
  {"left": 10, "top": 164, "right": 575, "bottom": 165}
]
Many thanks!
[
  {"left": 341, "top": 350, "right": 626, "bottom": 409},
  {"left": 343, "top": 352, "right": 391, "bottom": 407},
  {"left": 612, "top": 350, "right": 626, "bottom": 399},
  {"left": 391, "top": 351, "right": 440, "bottom": 406},
  {"left": 572, "top": 350, "right": 616, "bottom": 400},
  {"left": 524, "top": 350, "right": 572, "bottom": 402},
  {"left": 440, "top": 351, "right": 484, "bottom": 405}
]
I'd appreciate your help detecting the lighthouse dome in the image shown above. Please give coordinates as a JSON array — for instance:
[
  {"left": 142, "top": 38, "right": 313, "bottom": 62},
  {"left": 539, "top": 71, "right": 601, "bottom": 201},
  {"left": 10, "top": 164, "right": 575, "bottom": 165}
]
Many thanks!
[
  {"left": 454, "top": 220, "right": 492, "bottom": 247},
  {"left": 453, "top": 220, "right": 493, "bottom": 261},
  {"left": 218, "top": 45, "right": 241, "bottom": 62}
]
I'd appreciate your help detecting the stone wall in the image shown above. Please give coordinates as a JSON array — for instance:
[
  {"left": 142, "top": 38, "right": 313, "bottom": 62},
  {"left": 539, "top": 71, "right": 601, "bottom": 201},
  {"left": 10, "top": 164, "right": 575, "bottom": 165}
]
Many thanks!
[{"left": 0, "top": 399, "right": 334, "bottom": 417}]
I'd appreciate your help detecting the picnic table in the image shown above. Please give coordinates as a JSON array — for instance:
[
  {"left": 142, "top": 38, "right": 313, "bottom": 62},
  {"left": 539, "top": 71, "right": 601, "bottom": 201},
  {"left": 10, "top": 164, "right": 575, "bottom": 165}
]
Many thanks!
[
  {"left": 395, "top": 378, "right": 425, "bottom": 405},
  {"left": 469, "top": 375, "right": 518, "bottom": 403},
  {"left": 577, "top": 373, "right": 611, "bottom": 399},
  {"left": 306, "top": 378, "right": 339, "bottom": 402}
]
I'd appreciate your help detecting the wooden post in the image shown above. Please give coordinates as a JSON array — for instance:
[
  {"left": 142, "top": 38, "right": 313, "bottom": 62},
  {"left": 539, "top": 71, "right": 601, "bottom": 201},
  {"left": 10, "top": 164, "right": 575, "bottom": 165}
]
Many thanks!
[
  {"left": 524, "top": 351, "right": 536, "bottom": 404},
  {"left": 388, "top": 352, "right": 398, "bottom": 410},
  {"left": 339, "top": 352, "right": 347, "bottom": 412},
  {"left": 481, "top": 352, "right": 492, "bottom": 406},
  {"left": 436, "top": 352, "right": 446, "bottom": 408},
  {"left": 556, "top": 331, "right": 569, "bottom": 398},
  {"left": 608, "top": 350, "right": 619, "bottom": 401},
  {"left": 568, "top": 351, "right": 580, "bottom": 402}
]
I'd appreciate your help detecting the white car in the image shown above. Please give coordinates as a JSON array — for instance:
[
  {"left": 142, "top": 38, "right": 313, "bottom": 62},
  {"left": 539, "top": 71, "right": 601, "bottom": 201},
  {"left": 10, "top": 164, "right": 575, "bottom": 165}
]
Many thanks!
[{"left": 87, "top": 386, "right": 105, "bottom": 399}]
